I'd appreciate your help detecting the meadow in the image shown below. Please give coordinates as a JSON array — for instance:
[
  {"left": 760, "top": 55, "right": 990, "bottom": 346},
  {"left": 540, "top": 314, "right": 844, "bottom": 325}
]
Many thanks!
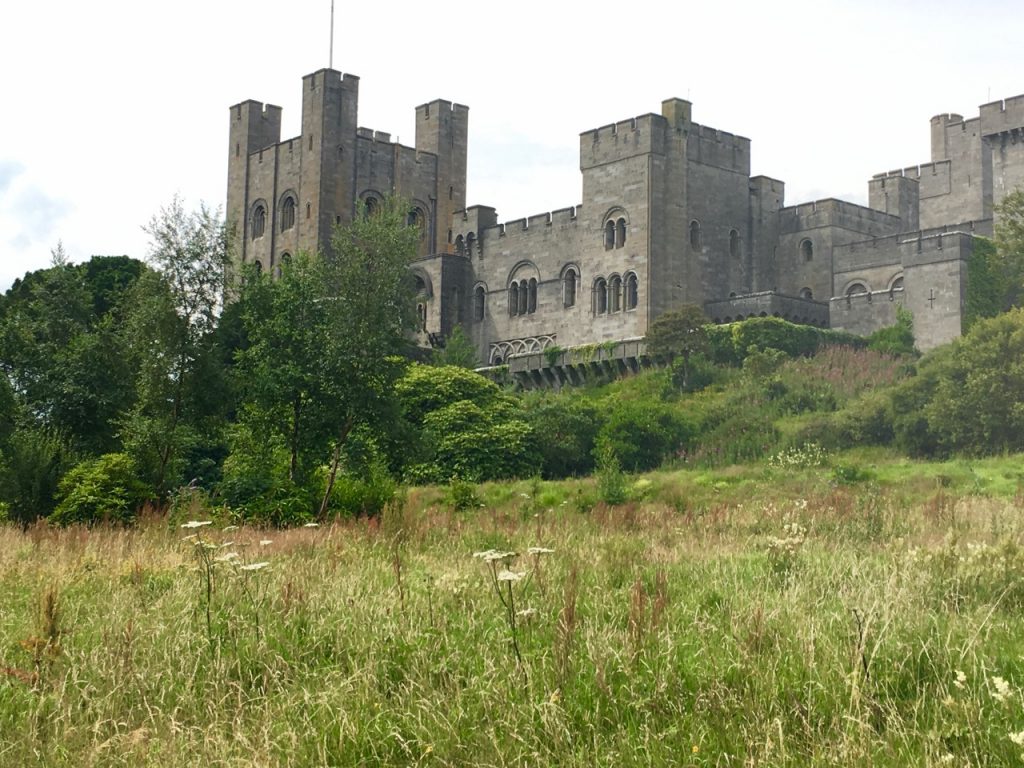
[{"left": 3, "top": 456, "right": 1024, "bottom": 766}]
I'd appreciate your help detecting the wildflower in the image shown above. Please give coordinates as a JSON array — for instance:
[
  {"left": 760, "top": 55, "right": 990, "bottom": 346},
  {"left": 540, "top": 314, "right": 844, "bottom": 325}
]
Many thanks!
[
  {"left": 519, "top": 493, "right": 531, "bottom": 499},
  {"left": 692, "top": 745, "right": 700, "bottom": 754},
  {"left": 549, "top": 689, "right": 561, "bottom": 704},
  {"left": 1011, "top": 731, "right": 1024, "bottom": 747},
  {"left": 992, "top": 676, "right": 1013, "bottom": 702},
  {"left": 528, "top": 547, "right": 555, "bottom": 556},
  {"left": 215, "top": 552, "right": 240, "bottom": 563},
  {"left": 180, "top": 520, "right": 213, "bottom": 529},
  {"left": 497, "top": 570, "right": 525, "bottom": 582},
  {"left": 954, "top": 670, "right": 967, "bottom": 689},
  {"left": 517, "top": 607, "right": 537, "bottom": 618},
  {"left": 303, "top": 522, "right": 320, "bottom": 528},
  {"left": 222, "top": 525, "right": 239, "bottom": 532},
  {"left": 473, "top": 549, "right": 516, "bottom": 563},
  {"left": 259, "top": 539, "right": 273, "bottom": 547},
  {"left": 240, "top": 562, "right": 270, "bottom": 572}
]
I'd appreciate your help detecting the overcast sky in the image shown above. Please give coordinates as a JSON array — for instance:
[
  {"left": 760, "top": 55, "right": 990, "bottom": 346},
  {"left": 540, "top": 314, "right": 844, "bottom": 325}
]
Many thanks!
[{"left": 2, "top": 0, "right": 1023, "bottom": 289}]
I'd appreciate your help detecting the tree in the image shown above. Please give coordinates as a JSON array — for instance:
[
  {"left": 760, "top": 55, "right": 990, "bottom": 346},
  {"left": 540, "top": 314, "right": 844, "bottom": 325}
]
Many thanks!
[
  {"left": 234, "top": 197, "right": 420, "bottom": 517},
  {"left": 644, "top": 305, "right": 709, "bottom": 388},
  {"left": 991, "top": 189, "right": 1024, "bottom": 312},
  {"left": 432, "top": 325, "right": 479, "bottom": 368},
  {"left": 121, "top": 198, "right": 230, "bottom": 496}
]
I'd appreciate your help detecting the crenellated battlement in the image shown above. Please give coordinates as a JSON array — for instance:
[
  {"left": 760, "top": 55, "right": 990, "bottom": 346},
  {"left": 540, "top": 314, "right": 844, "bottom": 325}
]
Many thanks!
[
  {"left": 980, "top": 94, "right": 1024, "bottom": 136},
  {"left": 872, "top": 160, "right": 952, "bottom": 180},
  {"left": 580, "top": 113, "right": 667, "bottom": 169},
  {"left": 492, "top": 205, "right": 580, "bottom": 238}
]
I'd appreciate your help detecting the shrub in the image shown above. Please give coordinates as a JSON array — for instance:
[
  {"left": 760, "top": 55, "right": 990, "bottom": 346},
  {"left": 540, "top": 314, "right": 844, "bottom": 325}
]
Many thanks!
[
  {"left": 327, "top": 461, "right": 397, "bottom": 518},
  {"left": 595, "top": 400, "right": 695, "bottom": 472},
  {"left": 0, "top": 426, "right": 72, "bottom": 528},
  {"left": 522, "top": 395, "right": 602, "bottom": 478},
  {"left": 50, "top": 453, "right": 151, "bottom": 526},
  {"left": 595, "top": 443, "right": 628, "bottom": 506},
  {"left": 867, "top": 306, "right": 916, "bottom": 356},
  {"left": 396, "top": 364, "right": 504, "bottom": 427},
  {"left": 732, "top": 317, "right": 821, "bottom": 360}
]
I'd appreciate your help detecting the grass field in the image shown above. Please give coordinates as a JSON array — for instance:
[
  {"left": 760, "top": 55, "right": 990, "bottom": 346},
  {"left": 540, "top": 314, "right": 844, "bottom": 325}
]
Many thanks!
[{"left": 3, "top": 457, "right": 1024, "bottom": 766}]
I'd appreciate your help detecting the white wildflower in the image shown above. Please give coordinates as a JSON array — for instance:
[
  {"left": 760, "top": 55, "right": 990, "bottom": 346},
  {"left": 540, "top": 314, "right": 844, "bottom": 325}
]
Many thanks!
[
  {"left": 215, "top": 552, "right": 240, "bottom": 563},
  {"left": 497, "top": 570, "right": 525, "bottom": 582},
  {"left": 222, "top": 525, "right": 239, "bottom": 532},
  {"left": 954, "top": 670, "right": 967, "bottom": 689},
  {"left": 992, "top": 676, "right": 1013, "bottom": 702},
  {"left": 259, "top": 539, "right": 273, "bottom": 547},
  {"left": 517, "top": 607, "right": 538, "bottom": 618},
  {"left": 1011, "top": 731, "right": 1024, "bottom": 747},
  {"left": 180, "top": 520, "right": 213, "bottom": 529},
  {"left": 240, "top": 562, "right": 271, "bottom": 572},
  {"left": 528, "top": 547, "right": 555, "bottom": 556},
  {"left": 303, "top": 522, "right": 320, "bottom": 528}
]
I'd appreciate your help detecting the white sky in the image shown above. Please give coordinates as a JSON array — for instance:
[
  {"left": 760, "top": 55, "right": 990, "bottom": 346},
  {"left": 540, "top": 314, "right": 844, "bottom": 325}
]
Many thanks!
[{"left": 2, "top": 0, "right": 1023, "bottom": 290}]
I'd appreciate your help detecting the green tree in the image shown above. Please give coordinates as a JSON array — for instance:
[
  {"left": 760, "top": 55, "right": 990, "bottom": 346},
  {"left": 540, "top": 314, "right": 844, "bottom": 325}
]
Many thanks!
[
  {"left": 993, "top": 189, "right": 1024, "bottom": 311},
  {"left": 121, "top": 198, "right": 230, "bottom": 496},
  {"left": 867, "top": 305, "right": 916, "bottom": 356},
  {"left": 432, "top": 325, "right": 479, "bottom": 368},
  {"left": 644, "top": 305, "right": 709, "bottom": 388},
  {"left": 234, "top": 197, "right": 420, "bottom": 516}
]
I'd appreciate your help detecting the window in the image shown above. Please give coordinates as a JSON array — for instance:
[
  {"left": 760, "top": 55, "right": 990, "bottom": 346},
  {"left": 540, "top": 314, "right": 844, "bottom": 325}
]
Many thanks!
[
  {"left": 689, "top": 220, "right": 701, "bottom": 249},
  {"left": 799, "top": 287, "right": 813, "bottom": 300},
  {"left": 363, "top": 196, "right": 378, "bottom": 217},
  {"left": 416, "top": 303, "right": 427, "bottom": 331},
  {"left": 625, "top": 272, "right": 639, "bottom": 310},
  {"left": 616, "top": 218, "right": 626, "bottom": 248},
  {"left": 455, "top": 235, "right": 465, "bottom": 255},
  {"left": 466, "top": 232, "right": 476, "bottom": 256},
  {"left": 604, "top": 220, "right": 615, "bottom": 250},
  {"left": 509, "top": 282, "right": 520, "bottom": 316},
  {"left": 609, "top": 275, "right": 622, "bottom": 312},
  {"left": 729, "top": 229, "right": 740, "bottom": 259},
  {"left": 306, "top": 202, "right": 311, "bottom": 220},
  {"left": 281, "top": 196, "right": 296, "bottom": 231},
  {"left": 594, "top": 277, "right": 608, "bottom": 315},
  {"left": 519, "top": 281, "right": 529, "bottom": 315},
  {"left": 527, "top": 278, "right": 537, "bottom": 314},
  {"left": 604, "top": 215, "right": 628, "bottom": 249},
  {"left": 474, "top": 285, "right": 486, "bottom": 321},
  {"left": 563, "top": 267, "right": 578, "bottom": 308},
  {"left": 800, "top": 239, "right": 813, "bottom": 262},
  {"left": 251, "top": 203, "right": 267, "bottom": 239},
  {"left": 846, "top": 282, "right": 868, "bottom": 297}
]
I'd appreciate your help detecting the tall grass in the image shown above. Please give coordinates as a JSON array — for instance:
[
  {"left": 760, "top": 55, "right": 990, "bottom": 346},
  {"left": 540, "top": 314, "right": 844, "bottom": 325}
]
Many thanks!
[{"left": 2, "top": 474, "right": 1024, "bottom": 765}]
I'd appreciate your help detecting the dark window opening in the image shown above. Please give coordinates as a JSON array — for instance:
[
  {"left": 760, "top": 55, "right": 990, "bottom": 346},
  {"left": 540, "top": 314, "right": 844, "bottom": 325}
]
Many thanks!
[
  {"left": 800, "top": 239, "right": 814, "bottom": 262},
  {"left": 281, "top": 197, "right": 296, "bottom": 231},
  {"left": 474, "top": 286, "right": 486, "bottom": 321},
  {"left": 729, "top": 229, "right": 740, "bottom": 258},
  {"left": 625, "top": 272, "right": 638, "bottom": 310},
  {"left": 563, "top": 269, "right": 578, "bottom": 308},
  {"left": 689, "top": 220, "right": 701, "bottom": 250}
]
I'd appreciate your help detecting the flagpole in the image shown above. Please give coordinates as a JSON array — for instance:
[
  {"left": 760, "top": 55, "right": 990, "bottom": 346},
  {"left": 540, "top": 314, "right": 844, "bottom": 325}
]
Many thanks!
[{"left": 329, "top": 0, "right": 335, "bottom": 69}]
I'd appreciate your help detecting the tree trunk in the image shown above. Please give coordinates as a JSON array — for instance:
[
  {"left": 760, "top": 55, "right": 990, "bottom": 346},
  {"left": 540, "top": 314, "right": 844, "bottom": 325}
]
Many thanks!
[{"left": 317, "top": 416, "right": 354, "bottom": 519}]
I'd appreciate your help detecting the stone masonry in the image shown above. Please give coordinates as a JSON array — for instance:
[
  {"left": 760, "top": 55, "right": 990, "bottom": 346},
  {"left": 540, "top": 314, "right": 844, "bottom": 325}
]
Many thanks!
[{"left": 227, "top": 69, "right": 1024, "bottom": 360}]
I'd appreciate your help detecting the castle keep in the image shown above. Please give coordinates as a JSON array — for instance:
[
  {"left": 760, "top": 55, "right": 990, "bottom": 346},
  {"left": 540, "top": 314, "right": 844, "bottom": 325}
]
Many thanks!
[{"left": 228, "top": 69, "right": 1024, "bottom": 363}]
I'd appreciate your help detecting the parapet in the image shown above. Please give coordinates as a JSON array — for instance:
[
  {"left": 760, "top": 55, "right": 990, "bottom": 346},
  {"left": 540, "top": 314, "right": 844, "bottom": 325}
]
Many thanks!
[
  {"left": 579, "top": 113, "right": 667, "bottom": 168},
  {"left": 230, "top": 100, "right": 282, "bottom": 155},
  {"left": 980, "top": 94, "right": 1024, "bottom": 136}
]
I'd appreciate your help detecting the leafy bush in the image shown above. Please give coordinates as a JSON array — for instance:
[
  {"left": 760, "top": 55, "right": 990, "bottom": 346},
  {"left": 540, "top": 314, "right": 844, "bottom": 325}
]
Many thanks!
[
  {"left": 732, "top": 318, "right": 821, "bottom": 359},
  {"left": 327, "top": 462, "right": 397, "bottom": 518},
  {"left": 595, "top": 400, "right": 695, "bottom": 472},
  {"left": 0, "top": 426, "right": 73, "bottom": 528},
  {"left": 447, "top": 478, "right": 482, "bottom": 511},
  {"left": 867, "top": 306, "right": 916, "bottom": 356},
  {"left": 595, "top": 443, "right": 628, "bottom": 506},
  {"left": 396, "top": 364, "right": 504, "bottom": 427},
  {"left": 522, "top": 395, "right": 602, "bottom": 478},
  {"left": 50, "top": 453, "right": 151, "bottom": 526}
]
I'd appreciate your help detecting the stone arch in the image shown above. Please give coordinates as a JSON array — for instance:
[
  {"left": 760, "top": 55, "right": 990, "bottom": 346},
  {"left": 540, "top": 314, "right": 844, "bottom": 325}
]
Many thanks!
[
  {"left": 844, "top": 280, "right": 870, "bottom": 297},
  {"left": 278, "top": 191, "right": 298, "bottom": 232},
  {"left": 799, "top": 287, "right": 813, "bottom": 300},
  {"left": 888, "top": 274, "right": 905, "bottom": 300},
  {"left": 593, "top": 277, "right": 608, "bottom": 315},
  {"left": 410, "top": 268, "right": 433, "bottom": 299},
  {"left": 359, "top": 190, "right": 383, "bottom": 217},
  {"left": 602, "top": 207, "right": 629, "bottom": 250},
  {"left": 624, "top": 271, "right": 639, "bottom": 310},
  {"left": 250, "top": 200, "right": 268, "bottom": 239},
  {"left": 455, "top": 234, "right": 465, "bottom": 255},
  {"left": 800, "top": 238, "right": 814, "bottom": 262},
  {"left": 608, "top": 273, "right": 623, "bottom": 312},
  {"left": 466, "top": 231, "right": 477, "bottom": 256},
  {"left": 473, "top": 283, "right": 487, "bottom": 321},
  {"left": 560, "top": 264, "right": 580, "bottom": 308},
  {"left": 689, "top": 220, "right": 702, "bottom": 250}
]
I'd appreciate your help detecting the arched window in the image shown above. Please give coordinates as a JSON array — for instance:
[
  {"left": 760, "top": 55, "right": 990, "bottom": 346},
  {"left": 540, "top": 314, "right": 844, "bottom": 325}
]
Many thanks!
[
  {"left": 509, "top": 282, "right": 520, "bottom": 316},
  {"left": 474, "top": 285, "right": 486, "bottom": 321},
  {"left": 616, "top": 218, "right": 627, "bottom": 248},
  {"left": 253, "top": 260, "right": 263, "bottom": 273},
  {"left": 889, "top": 275, "right": 904, "bottom": 300},
  {"left": 363, "top": 196, "right": 379, "bottom": 218},
  {"left": 251, "top": 204, "right": 267, "bottom": 239},
  {"left": 799, "top": 287, "right": 813, "bottom": 300},
  {"left": 466, "top": 232, "right": 477, "bottom": 256},
  {"left": 609, "top": 275, "right": 622, "bottom": 312},
  {"left": 281, "top": 196, "right": 296, "bottom": 231},
  {"left": 519, "top": 280, "right": 529, "bottom": 315},
  {"left": 455, "top": 235, "right": 465, "bottom": 255},
  {"left": 625, "top": 272, "right": 639, "bottom": 310},
  {"left": 729, "top": 229, "right": 740, "bottom": 259},
  {"left": 594, "top": 277, "right": 608, "bottom": 315},
  {"left": 306, "top": 202, "right": 312, "bottom": 220},
  {"left": 563, "top": 267, "right": 578, "bottom": 308},
  {"left": 846, "top": 282, "right": 868, "bottom": 297},
  {"left": 417, "top": 303, "right": 427, "bottom": 331},
  {"left": 604, "top": 220, "right": 615, "bottom": 250},
  {"left": 527, "top": 278, "right": 537, "bottom": 313},
  {"left": 800, "top": 239, "right": 814, "bottom": 262},
  {"left": 689, "top": 220, "right": 701, "bottom": 250}
]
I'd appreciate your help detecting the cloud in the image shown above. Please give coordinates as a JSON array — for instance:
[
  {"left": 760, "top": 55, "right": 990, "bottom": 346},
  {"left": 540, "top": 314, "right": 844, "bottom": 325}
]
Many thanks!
[
  {"left": 0, "top": 160, "right": 25, "bottom": 197},
  {"left": 4, "top": 183, "right": 72, "bottom": 248}
]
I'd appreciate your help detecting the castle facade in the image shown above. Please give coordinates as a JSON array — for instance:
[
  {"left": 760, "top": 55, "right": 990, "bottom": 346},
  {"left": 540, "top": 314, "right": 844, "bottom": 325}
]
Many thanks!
[{"left": 227, "top": 68, "right": 1024, "bottom": 362}]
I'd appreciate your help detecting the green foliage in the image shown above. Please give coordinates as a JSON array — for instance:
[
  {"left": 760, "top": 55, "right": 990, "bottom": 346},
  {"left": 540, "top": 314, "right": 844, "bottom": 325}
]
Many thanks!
[
  {"left": 644, "top": 305, "right": 709, "bottom": 389},
  {"left": 326, "top": 462, "right": 397, "bottom": 518},
  {"left": 992, "top": 189, "right": 1024, "bottom": 311},
  {"left": 522, "top": 394, "right": 602, "bottom": 478},
  {"left": 432, "top": 325, "right": 478, "bottom": 369},
  {"left": 595, "top": 400, "right": 695, "bottom": 472},
  {"left": 0, "top": 426, "right": 72, "bottom": 528},
  {"left": 447, "top": 477, "right": 482, "bottom": 511},
  {"left": 595, "top": 442, "right": 628, "bottom": 505},
  {"left": 964, "top": 236, "right": 1003, "bottom": 331},
  {"left": 867, "top": 305, "right": 916, "bottom": 356},
  {"left": 50, "top": 453, "right": 151, "bottom": 526},
  {"left": 396, "top": 364, "right": 503, "bottom": 427},
  {"left": 731, "top": 317, "right": 821, "bottom": 359},
  {"left": 406, "top": 400, "right": 538, "bottom": 483}
]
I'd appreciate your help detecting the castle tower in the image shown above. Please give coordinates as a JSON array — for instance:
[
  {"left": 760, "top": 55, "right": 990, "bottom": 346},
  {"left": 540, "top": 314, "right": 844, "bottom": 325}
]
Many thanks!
[
  {"left": 415, "top": 100, "right": 468, "bottom": 255},
  {"left": 226, "top": 100, "right": 282, "bottom": 269},
  {"left": 300, "top": 69, "right": 360, "bottom": 255}
]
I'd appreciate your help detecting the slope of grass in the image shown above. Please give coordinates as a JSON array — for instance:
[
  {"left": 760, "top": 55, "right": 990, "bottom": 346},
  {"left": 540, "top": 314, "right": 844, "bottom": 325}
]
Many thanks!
[{"left": 3, "top": 467, "right": 1024, "bottom": 765}]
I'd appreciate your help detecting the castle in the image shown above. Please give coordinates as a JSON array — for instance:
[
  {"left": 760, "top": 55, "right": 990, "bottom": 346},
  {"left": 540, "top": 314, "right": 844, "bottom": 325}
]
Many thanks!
[{"left": 227, "top": 68, "right": 1024, "bottom": 366}]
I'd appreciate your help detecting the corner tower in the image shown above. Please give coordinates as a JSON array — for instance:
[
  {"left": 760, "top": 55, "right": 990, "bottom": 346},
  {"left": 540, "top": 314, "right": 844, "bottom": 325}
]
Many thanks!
[{"left": 415, "top": 100, "right": 468, "bottom": 254}]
